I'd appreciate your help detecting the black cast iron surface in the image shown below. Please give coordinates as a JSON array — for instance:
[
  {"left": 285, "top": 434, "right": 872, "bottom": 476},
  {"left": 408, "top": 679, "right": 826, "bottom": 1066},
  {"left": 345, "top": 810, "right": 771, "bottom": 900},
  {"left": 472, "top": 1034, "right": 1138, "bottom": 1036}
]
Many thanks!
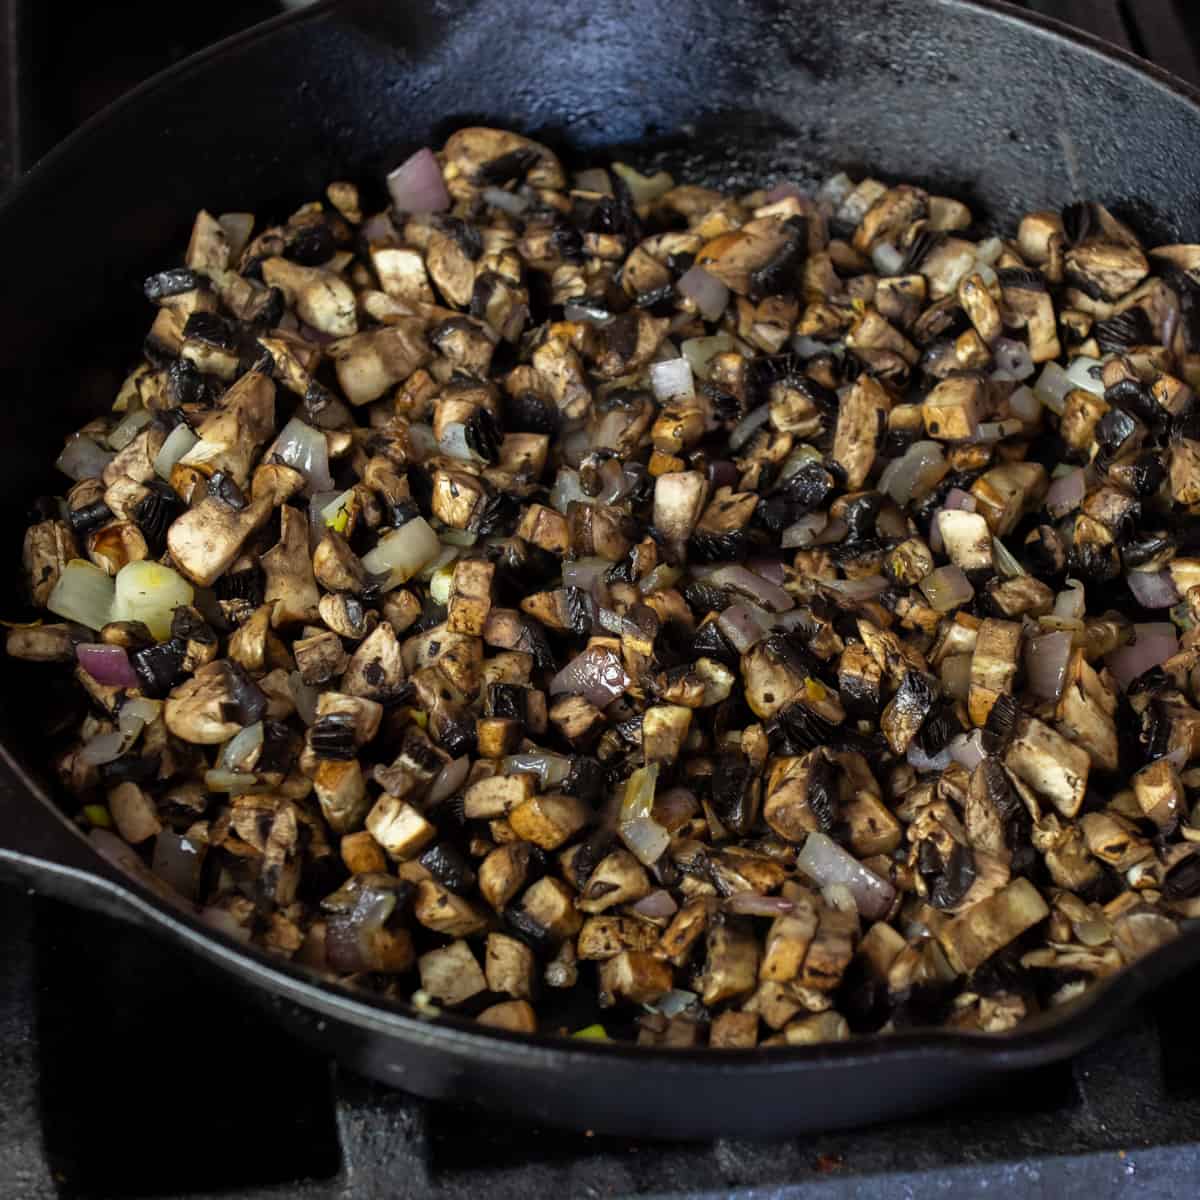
[{"left": 4, "top": 0, "right": 1200, "bottom": 1189}]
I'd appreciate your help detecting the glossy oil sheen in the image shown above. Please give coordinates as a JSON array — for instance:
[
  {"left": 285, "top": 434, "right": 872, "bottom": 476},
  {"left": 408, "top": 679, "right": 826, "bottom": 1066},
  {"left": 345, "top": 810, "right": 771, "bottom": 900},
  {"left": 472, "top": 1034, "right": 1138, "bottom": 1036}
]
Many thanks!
[{"left": 0, "top": 0, "right": 1199, "bottom": 1138}]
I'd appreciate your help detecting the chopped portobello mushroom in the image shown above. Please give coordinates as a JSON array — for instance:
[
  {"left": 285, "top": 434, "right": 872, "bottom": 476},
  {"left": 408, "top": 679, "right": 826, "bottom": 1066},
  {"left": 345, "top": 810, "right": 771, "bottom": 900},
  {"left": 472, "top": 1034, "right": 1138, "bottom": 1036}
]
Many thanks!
[{"left": 19, "top": 132, "right": 1198, "bottom": 1049}]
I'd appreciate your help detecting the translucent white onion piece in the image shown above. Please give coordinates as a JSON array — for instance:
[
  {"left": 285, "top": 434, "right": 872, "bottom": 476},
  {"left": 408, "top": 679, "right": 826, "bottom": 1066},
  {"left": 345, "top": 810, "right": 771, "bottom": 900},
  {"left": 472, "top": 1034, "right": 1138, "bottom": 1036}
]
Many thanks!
[
  {"left": 204, "top": 769, "right": 264, "bottom": 795},
  {"left": 417, "top": 545, "right": 458, "bottom": 582},
  {"left": 220, "top": 721, "right": 264, "bottom": 771},
  {"left": 47, "top": 559, "right": 116, "bottom": 631},
  {"left": 676, "top": 265, "right": 729, "bottom": 321},
  {"left": 1054, "top": 579, "right": 1086, "bottom": 620},
  {"left": 386, "top": 147, "right": 450, "bottom": 214},
  {"left": 288, "top": 671, "right": 319, "bottom": 725},
  {"left": 153, "top": 423, "right": 199, "bottom": 480},
  {"left": 108, "top": 406, "right": 154, "bottom": 451},
  {"left": 1045, "top": 468, "right": 1085, "bottom": 519},
  {"left": 797, "top": 832, "right": 894, "bottom": 921},
  {"left": 56, "top": 435, "right": 115, "bottom": 482},
  {"left": 218, "top": 212, "right": 255, "bottom": 261},
  {"left": 649, "top": 356, "right": 695, "bottom": 402},
  {"left": 111, "top": 560, "right": 194, "bottom": 641},
  {"left": 990, "top": 337, "right": 1035, "bottom": 382},
  {"left": 268, "top": 417, "right": 334, "bottom": 495},
  {"left": 1009, "top": 385, "right": 1041, "bottom": 422},
  {"left": 717, "top": 602, "right": 773, "bottom": 652},
  {"left": 907, "top": 740, "right": 952, "bottom": 773},
  {"left": 817, "top": 172, "right": 854, "bottom": 210},
  {"left": 1065, "top": 355, "right": 1106, "bottom": 396},
  {"left": 782, "top": 512, "right": 828, "bottom": 549},
  {"left": 549, "top": 468, "right": 591, "bottom": 513},
  {"left": 619, "top": 763, "right": 670, "bottom": 866},
  {"left": 1025, "top": 631, "right": 1073, "bottom": 700},
  {"left": 361, "top": 517, "right": 441, "bottom": 590},
  {"left": 871, "top": 241, "right": 904, "bottom": 276},
  {"left": 79, "top": 730, "right": 132, "bottom": 766},
  {"left": 438, "top": 421, "right": 474, "bottom": 461},
  {"left": 877, "top": 440, "right": 946, "bottom": 504},
  {"left": 708, "top": 564, "right": 794, "bottom": 613},
  {"left": 1127, "top": 569, "right": 1180, "bottom": 610},
  {"left": 681, "top": 333, "right": 736, "bottom": 381},
  {"left": 1033, "top": 361, "right": 1073, "bottom": 415},
  {"left": 407, "top": 422, "right": 438, "bottom": 462},
  {"left": 919, "top": 565, "right": 974, "bottom": 612},
  {"left": 481, "top": 186, "right": 530, "bottom": 215},
  {"left": 729, "top": 404, "right": 771, "bottom": 451},
  {"left": 611, "top": 161, "right": 673, "bottom": 205},
  {"left": 429, "top": 559, "right": 456, "bottom": 604},
  {"left": 502, "top": 751, "right": 572, "bottom": 789},
  {"left": 948, "top": 729, "right": 988, "bottom": 771}
]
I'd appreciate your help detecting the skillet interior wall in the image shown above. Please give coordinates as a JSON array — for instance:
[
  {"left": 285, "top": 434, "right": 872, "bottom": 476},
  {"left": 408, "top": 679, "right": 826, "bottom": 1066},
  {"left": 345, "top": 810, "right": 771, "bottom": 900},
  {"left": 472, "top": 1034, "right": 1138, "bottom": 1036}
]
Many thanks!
[{"left": 0, "top": 0, "right": 1198, "bottom": 757}]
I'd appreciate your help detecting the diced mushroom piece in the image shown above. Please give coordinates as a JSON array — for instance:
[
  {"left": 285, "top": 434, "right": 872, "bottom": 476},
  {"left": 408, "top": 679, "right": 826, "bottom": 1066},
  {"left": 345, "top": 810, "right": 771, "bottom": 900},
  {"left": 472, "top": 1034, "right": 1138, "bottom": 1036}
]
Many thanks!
[
  {"left": 476, "top": 1000, "right": 537, "bottom": 1033},
  {"left": 431, "top": 468, "right": 487, "bottom": 530},
  {"left": 800, "top": 905, "right": 858, "bottom": 992},
  {"left": 164, "top": 662, "right": 248, "bottom": 744},
  {"left": 937, "top": 878, "right": 1050, "bottom": 974},
  {"left": 179, "top": 370, "right": 276, "bottom": 487},
  {"left": 760, "top": 891, "right": 820, "bottom": 982},
  {"left": 520, "top": 876, "right": 583, "bottom": 941},
  {"left": 108, "top": 782, "right": 162, "bottom": 844},
  {"left": 294, "top": 628, "right": 350, "bottom": 685},
  {"left": 168, "top": 463, "right": 303, "bottom": 588},
  {"left": 763, "top": 757, "right": 817, "bottom": 842},
  {"left": 1066, "top": 240, "right": 1149, "bottom": 302},
  {"left": 313, "top": 759, "right": 369, "bottom": 834},
  {"left": 341, "top": 622, "right": 405, "bottom": 700},
  {"left": 328, "top": 322, "right": 431, "bottom": 406},
  {"left": 936, "top": 509, "right": 993, "bottom": 573},
  {"left": 709, "top": 1010, "right": 759, "bottom": 1048},
  {"left": 1133, "top": 759, "right": 1184, "bottom": 832},
  {"left": 657, "top": 896, "right": 714, "bottom": 966},
  {"left": 365, "top": 793, "right": 436, "bottom": 860},
  {"left": 1004, "top": 715, "right": 1090, "bottom": 818},
  {"left": 957, "top": 271, "right": 1002, "bottom": 343},
  {"left": 598, "top": 950, "right": 674, "bottom": 1007},
  {"left": 531, "top": 336, "right": 591, "bottom": 420},
  {"left": 1055, "top": 651, "right": 1118, "bottom": 771},
  {"left": 23, "top": 521, "right": 78, "bottom": 606},
  {"left": 463, "top": 771, "right": 535, "bottom": 819},
  {"left": 446, "top": 559, "right": 494, "bottom": 635},
  {"left": 652, "top": 471, "right": 707, "bottom": 543},
  {"left": 414, "top": 878, "right": 489, "bottom": 936},
  {"left": 1168, "top": 440, "right": 1200, "bottom": 505},
  {"left": 642, "top": 704, "right": 692, "bottom": 764},
  {"left": 700, "top": 916, "right": 760, "bottom": 1005},
  {"left": 262, "top": 258, "right": 357, "bottom": 336},
  {"left": 697, "top": 217, "right": 802, "bottom": 296},
  {"left": 881, "top": 670, "right": 936, "bottom": 754},
  {"left": 340, "top": 831, "right": 387, "bottom": 875},
  {"left": 262, "top": 505, "right": 321, "bottom": 628},
  {"left": 577, "top": 916, "right": 660, "bottom": 960},
  {"left": 548, "top": 694, "right": 606, "bottom": 746},
  {"left": 923, "top": 375, "right": 982, "bottom": 441},
  {"left": 578, "top": 849, "right": 651, "bottom": 914},
  {"left": 5, "top": 623, "right": 74, "bottom": 662},
  {"left": 969, "top": 462, "right": 1047, "bottom": 536},
  {"left": 418, "top": 939, "right": 487, "bottom": 1007},
  {"left": 485, "top": 932, "right": 536, "bottom": 999},
  {"left": 968, "top": 618, "right": 1021, "bottom": 727},
  {"left": 832, "top": 375, "right": 892, "bottom": 489},
  {"left": 508, "top": 792, "right": 589, "bottom": 850},
  {"left": 441, "top": 127, "right": 565, "bottom": 200},
  {"left": 185, "top": 210, "right": 231, "bottom": 276},
  {"left": 478, "top": 841, "right": 532, "bottom": 911},
  {"left": 515, "top": 503, "right": 569, "bottom": 556},
  {"left": 370, "top": 245, "right": 434, "bottom": 304}
]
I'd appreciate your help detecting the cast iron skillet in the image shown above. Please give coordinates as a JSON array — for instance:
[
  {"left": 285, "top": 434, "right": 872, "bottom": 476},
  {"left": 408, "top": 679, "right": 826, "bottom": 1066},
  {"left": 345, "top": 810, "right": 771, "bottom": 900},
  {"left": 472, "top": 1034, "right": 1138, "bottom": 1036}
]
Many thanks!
[{"left": 1, "top": 0, "right": 1199, "bottom": 1140}]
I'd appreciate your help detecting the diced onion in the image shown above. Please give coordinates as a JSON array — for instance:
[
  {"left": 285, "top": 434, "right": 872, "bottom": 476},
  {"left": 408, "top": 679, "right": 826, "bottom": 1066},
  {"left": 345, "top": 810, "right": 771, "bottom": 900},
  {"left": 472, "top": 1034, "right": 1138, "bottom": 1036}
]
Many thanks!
[
  {"left": 1054, "top": 579, "right": 1086, "bottom": 620},
  {"left": 907, "top": 741, "right": 951, "bottom": 772},
  {"left": 948, "top": 729, "right": 988, "bottom": 771},
  {"left": 677, "top": 265, "right": 729, "bottom": 322},
  {"left": 108, "top": 407, "right": 154, "bottom": 451},
  {"left": 76, "top": 644, "right": 138, "bottom": 688},
  {"left": 974, "top": 236, "right": 1004, "bottom": 266},
  {"left": 288, "top": 671, "right": 319, "bottom": 725},
  {"left": 878, "top": 440, "right": 947, "bottom": 504},
  {"left": 220, "top": 721, "right": 264, "bottom": 771},
  {"left": 782, "top": 512, "right": 828, "bottom": 548},
  {"left": 79, "top": 729, "right": 132, "bottom": 766},
  {"left": 438, "top": 421, "right": 473, "bottom": 461},
  {"left": 681, "top": 333, "right": 736, "bottom": 380},
  {"left": 941, "top": 652, "right": 972, "bottom": 700},
  {"left": 153, "top": 423, "right": 199, "bottom": 480},
  {"left": 407, "top": 423, "right": 438, "bottom": 461},
  {"left": 1045, "top": 468, "right": 1085, "bottom": 518},
  {"left": 717, "top": 602, "right": 773, "bottom": 652},
  {"left": 268, "top": 417, "right": 334, "bottom": 495},
  {"left": 1065, "top": 355, "right": 1106, "bottom": 396},
  {"left": 817, "top": 172, "right": 854, "bottom": 209},
  {"left": 821, "top": 574, "right": 890, "bottom": 601},
  {"left": 871, "top": 241, "right": 904, "bottom": 276},
  {"left": 631, "top": 890, "right": 679, "bottom": 920},
  {"left": 1127, "top": 569, "right": 1180, "bottom": 610},
  {"left": 481, "top": 186, "right": 530, "bottom": 215},
  {"left": 993, "top": 537, "right": 1025, "bottom": 578},
  {"left": 1008, "top": 385, "right": 1041, "bottom": 422},
  {"left": 111, "top": 560, "right": 194, "bottom": 641},
  {"left": 729, "top": 404, "right": 771, "bottom": 451},
  {"left": 611, "top": 162, "right": 674, "bottom": 205},
  {"left": 549, "top": 468, "right": 590, "bottom": 513},
  {"left": 1025, "top": 631, "right": 1074, "bottom": 700},
  {"left": 549, "top": 646, "right": 630, "bottom": 708},
  {"left": 1033, "top": 361, "right": 1073, "bottom": 415},
  {"left": 318, "top": 488, "right": 356, "bottom": 534},
  {"left": 428, "top": 755, "right": 471, "bottom": 804},
  {"left": 47, "top": 559, "right": 116, "bottom": 631},
  {"left": 649, "top": 356, "right": 695, "bottom": 402},
  {"left": 218, "top": 212, "right": 255, "bottom": 261},
  {"left": 361, "top": 517, "right": 442, "bottom": 590},
  {"left": 56, "top": 435, "right": 115, "bottom": 482},
  {"left": 201, "top": 905, "right": 252, "bottom": 943},
  {"left": 386, "top": 147, "right": 450, "bottom": 214},
  {"left": 797, "top": 832, "right": 895, "bottom": 921},
  {"left": 619, "top": 763, "right": 670, "bottom": 866},
  {"left": 502, "top": 752, "right": 572, "bottom": 789},
  {"left": 1107, "top": 624, "right": 1179, "bottom": 691},
  {"left": 727, "top": 892, "right": 798, "bottom": 917},
  {"left": 708, "top": 564, "right": 794, "bottom": 613}
]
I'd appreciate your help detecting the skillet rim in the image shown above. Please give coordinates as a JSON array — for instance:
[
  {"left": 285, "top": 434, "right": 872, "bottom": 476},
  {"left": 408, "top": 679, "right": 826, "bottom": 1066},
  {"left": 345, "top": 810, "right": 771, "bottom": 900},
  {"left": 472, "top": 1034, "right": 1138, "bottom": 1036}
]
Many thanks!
[{"left": 1, "top": 0, "right": 1198, "bottom": 1077}]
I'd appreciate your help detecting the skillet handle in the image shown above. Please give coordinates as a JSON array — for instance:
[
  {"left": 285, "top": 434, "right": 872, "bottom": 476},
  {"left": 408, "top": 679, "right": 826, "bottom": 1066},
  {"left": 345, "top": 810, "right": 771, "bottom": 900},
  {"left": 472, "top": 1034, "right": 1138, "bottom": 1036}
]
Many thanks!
[{"left": 0, "top": 747, "right": 154, "bottom": 926}]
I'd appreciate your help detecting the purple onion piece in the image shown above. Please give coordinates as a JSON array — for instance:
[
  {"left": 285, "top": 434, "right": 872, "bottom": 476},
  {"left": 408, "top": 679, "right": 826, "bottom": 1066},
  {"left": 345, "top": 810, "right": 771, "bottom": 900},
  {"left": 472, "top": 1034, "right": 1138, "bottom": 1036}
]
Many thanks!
[
  {"left": 677, "top": 265, "right": 730, "bottom": 321},
  {"left": 796, "top": 832, "right": 895, "bottom": 921},
  {"left": 386, "top": 147, "right": 450, "bottom": 214},
  {"left": 1127, "top": 569, "right": 1181, "bottom": 611},
  {"left": 549, "top": 646, "right": 630, "bottom": 708},
  {"left": 725, "top": 892, "right": 797, "bottom": 917},
  {"left": 76, "top": 644, "right": 139, "bottom": 688},
  {"left": 708, "top": 564, "right": 794, "bottom": 613}
]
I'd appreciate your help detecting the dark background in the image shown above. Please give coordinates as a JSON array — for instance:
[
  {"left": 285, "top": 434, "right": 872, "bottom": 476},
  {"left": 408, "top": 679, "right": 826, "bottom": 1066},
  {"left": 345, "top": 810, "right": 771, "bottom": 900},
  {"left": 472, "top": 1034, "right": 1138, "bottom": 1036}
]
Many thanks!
[{"left": 3, "top": 1, "right": 1200, "bottom": 1197}]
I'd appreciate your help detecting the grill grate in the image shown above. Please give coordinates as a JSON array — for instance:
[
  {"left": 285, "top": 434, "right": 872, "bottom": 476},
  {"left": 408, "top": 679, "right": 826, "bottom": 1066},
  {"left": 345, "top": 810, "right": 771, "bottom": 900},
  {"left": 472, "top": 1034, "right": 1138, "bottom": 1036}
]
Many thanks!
[{"left": 3, "top": 1, "right": 1200, "bottom": 1197}]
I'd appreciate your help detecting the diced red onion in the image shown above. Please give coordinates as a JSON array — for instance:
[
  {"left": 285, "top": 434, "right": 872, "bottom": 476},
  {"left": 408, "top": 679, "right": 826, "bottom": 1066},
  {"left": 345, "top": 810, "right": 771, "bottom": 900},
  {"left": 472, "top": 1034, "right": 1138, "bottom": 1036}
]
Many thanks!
[
  {"left": 362, "top": 211, "right": 398, "bottom": 243},
  {"left": 764, "top": 181, "right": 805, "bottom": 204},
  {"left": 1128, "top": 570, "right": 1180, "bottom": 610},
  {"left": 1009, "top": 385, "right": 1041, "bottom": 422},
  {"left": 821, "top": 574, "right": 890, "bottom": 601},
  {"left": 948, "top": 729, "right": 988, "bottom": 771},
  {"left": 812, "top": 516, "right": 850, "bottom": 546},
  {"left": 871, "top": 241, "right": 904, "bottom": 276},
  {"left": 1054, "top": 579, "right": 1086, "bottom": 620},
  {"left": 944, "top": 487, "right": 977, "bottom": 512},
  {"left": 653, "top": 786, "right": 698, "bottom": 831},
  {"left": 386, "top": 147, "right": 450, "bottom": 214},
  {"left": 677, "top": 265, "right": 730, "bottom": 322},
  {"left": 749, "top": 558, "right": 787, "bottom": 587},
  {"left": 56, "top": 435, "right": 115, "bottom": 482},
  {"left": 152, "top": 829, "right": 206, "bottom": 901},
  {"left": 427, "top": 755, "right": 471, "bottom": 805},
  {"left": 908, "top": 741, "right": 952, "bottom": 773},
  {"left": 201, "top": 906, "right": 252, "bottom": 943},
  {"left": 878, "top": 441, "right": 947, "bottom": 504},
  {"left": 268, "top": 417, "right": 334, "bottom": 495},
  {"left": 919, "top": 565, "right": 974, "bottom": 612},
  {"left": 75, "top": 644, "right": 138, "bottom": 688},
  {"left": 549, "top": 646, "right": 630, "bottom": 708},
  {"left": 726, "top": 892, "right": 797, "bottom": 917},
  {"left": 717, "top": 602, "right": 772, "bottom": 652},
  {"left": 1045, "top": 468, "right": 1085, "bottom": 519},
  {"left": 1025, "top": 630, "right": 1074, "bottom": 701},
  {"left": 729, "top": 404, "right": 771, "bottom": 451},
  {"left": 990, "top": 337, "right": 1036, "bottom": 382},
  {"left": 481, "top": 186, "right": 530, "bottom": 215},
  {"left": 797, "top": 832, "right": 895, "bottom": 921},
  {"left": 326, "top": 889, "right": 398, "bottom": 973},
  {"left": 783, "top": 512, "right": 828, "bottom": 549},
  {"left": 709, "top": 564, "right": 793, "bottom": 613},
  {"left": 1107, "top": 624, "right": 1179, "bottom": 691},
  {"left": 649, "top": 355, "right": 695, "bottom": 403},
  {"left": 631, "top": 889, "right": 679, "bottom": 920}
]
